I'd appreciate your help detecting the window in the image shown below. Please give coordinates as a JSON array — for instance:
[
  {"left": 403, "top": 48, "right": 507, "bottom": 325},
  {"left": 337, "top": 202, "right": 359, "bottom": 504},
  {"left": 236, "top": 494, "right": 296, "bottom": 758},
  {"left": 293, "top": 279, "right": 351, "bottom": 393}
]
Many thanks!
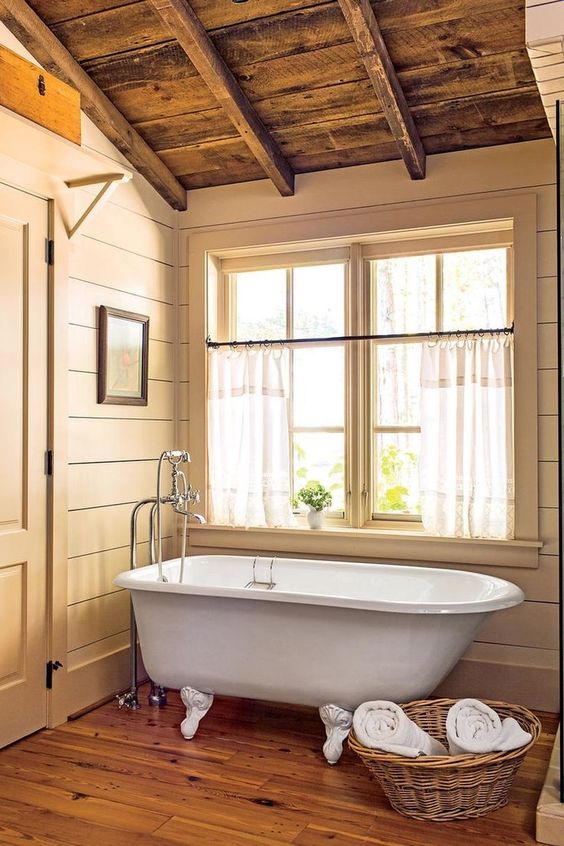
[
  {"left": 371, "top": 247, "right": 510, "bottom": 521},
  {"left": 211, "top": 233, "right": 513, "bottom": 535},
  {"left": 226, "top": 261, "right": 347, "bottom": 517}
]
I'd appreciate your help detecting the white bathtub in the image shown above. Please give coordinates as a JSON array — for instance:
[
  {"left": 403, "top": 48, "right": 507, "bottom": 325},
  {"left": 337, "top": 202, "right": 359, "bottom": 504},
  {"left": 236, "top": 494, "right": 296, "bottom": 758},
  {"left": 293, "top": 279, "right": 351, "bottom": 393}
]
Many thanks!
[{"left": 114, "top": 554, "right": 524, "bottom": 762}]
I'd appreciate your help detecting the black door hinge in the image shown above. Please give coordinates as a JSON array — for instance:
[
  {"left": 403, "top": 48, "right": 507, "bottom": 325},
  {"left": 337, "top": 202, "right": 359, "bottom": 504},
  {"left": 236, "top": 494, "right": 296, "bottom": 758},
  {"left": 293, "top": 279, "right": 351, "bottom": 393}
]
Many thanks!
[
  {"left": 45, "top": 449, "right": 53, "bottom": 476},
  {"left": 46, "top": 239, "right": 54, "bottom": 266},
  {"left": 46, "top": 660, "right": 63, "bottom": 689}
]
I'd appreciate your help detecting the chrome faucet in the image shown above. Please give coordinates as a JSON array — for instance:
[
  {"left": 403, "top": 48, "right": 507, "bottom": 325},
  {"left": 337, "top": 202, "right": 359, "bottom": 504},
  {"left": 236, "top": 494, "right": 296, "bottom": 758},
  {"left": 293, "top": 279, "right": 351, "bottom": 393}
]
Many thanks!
[
  {"left": 119, "top": 449, "right": 205, "bottom": 710},
  {"left": 154, "top": 450, "right": 207, "bottom": 581}
]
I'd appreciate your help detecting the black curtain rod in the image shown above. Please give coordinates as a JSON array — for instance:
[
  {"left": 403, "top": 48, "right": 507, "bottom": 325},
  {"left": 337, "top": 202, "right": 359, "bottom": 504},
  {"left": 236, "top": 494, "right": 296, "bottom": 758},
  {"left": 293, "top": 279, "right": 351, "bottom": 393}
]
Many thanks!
[{"left": 206, "top": 323, "right": 514, "bottom": 349}]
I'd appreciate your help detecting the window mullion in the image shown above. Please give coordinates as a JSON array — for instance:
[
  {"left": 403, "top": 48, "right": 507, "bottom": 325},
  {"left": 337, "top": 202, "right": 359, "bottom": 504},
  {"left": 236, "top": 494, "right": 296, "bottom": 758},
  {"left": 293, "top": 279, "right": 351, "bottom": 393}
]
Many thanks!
[
  {"left": 287, "top": 268, "right": 295, "bottom": 502},
  {"left": 347, "top": 244, "right": 367, "bottom": 528},
  {"left": 435, "top": 253, "right": 443, "bottom": 331}
]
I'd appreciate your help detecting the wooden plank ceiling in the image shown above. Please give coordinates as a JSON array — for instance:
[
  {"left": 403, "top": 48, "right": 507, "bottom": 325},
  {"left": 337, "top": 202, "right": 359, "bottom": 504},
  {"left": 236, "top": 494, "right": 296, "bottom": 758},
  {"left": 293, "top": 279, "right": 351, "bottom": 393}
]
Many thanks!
[{"left": 9, "top": 0, "right": 552, "bottom": 201}]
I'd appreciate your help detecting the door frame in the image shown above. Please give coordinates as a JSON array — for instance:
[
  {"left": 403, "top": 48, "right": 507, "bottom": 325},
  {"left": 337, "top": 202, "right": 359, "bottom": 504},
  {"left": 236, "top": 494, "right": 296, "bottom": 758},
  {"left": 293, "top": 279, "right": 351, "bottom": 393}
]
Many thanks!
[
  {"left": 0, "top": 157, "right": 70, "bottom": 729},
  {"left": 46, "top": 189, "right": 70, "bottom": 728}
]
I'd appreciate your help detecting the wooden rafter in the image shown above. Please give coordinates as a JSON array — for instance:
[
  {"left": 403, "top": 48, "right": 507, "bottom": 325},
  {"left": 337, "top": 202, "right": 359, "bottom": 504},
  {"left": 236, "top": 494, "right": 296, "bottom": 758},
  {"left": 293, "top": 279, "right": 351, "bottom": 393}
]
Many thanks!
[
  {"left": 147, "top": 0, "right": 295, "bottom": 197},
  {"left": 0, "top": 0, "right": 187, "bottom": 210},
  {"left": 336, "top": 0, "right": 425, "bottom": 180}
]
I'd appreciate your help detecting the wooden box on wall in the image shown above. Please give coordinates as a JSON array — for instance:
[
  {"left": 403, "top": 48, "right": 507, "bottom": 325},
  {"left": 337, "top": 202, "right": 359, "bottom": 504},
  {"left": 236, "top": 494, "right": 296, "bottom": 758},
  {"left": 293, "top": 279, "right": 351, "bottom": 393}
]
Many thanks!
[{"left": 0, "top": 45, "right": 81, "bottom": 145}]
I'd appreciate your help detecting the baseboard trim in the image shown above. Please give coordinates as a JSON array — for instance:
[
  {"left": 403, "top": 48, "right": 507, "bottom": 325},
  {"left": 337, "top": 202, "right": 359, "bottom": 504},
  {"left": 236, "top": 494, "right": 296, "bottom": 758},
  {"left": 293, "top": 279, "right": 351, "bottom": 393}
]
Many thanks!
[
  {"left": 58, "top": 644, "right": 146, "bottom": 724},
  {"left": 434, "top": 656, "right": 559, "bottom": 713}
]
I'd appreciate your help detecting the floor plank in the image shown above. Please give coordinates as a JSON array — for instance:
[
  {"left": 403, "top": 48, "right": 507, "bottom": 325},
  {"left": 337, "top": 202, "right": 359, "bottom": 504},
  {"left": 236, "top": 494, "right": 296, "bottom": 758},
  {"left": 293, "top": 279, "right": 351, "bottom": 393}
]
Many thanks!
[
  {"left": 0, "top": 685, "right": 556, "bottom": 846},
  {"left": 0, "top": 797, "right": 165, "bottom": 846}
]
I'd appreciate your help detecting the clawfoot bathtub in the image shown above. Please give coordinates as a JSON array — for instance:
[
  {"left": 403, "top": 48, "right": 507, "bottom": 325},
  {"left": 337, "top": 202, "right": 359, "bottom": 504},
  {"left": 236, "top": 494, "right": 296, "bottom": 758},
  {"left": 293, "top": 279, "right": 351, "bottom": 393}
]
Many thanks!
[{"left": 114, "top": 554, "right": 524, "bottom": 763}]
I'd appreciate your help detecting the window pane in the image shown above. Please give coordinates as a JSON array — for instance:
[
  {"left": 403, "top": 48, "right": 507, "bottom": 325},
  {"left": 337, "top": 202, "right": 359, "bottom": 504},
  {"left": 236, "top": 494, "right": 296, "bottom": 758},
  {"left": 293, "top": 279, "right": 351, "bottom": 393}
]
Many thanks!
[
  {"left": 375, "top": 255, "right": 436, "bottom": 334},
  {"left": 442, "top": 248, "right": 507, "bottom": 330},
  {"left": 376, "top": 343, "right": 421, "bottom": 426},
  {"left": 293, "top": 264, "right": 345, "bottom": 338},
  {"left": 374, "top": 432, "right": 420, "bottom": 515},
  {"left": 294, "top": 433, "right": 345, "bottom": 511},
  {"left": 235, "top": 269, "right": 286, "bottom": 339},
  {"left": 293, "top": 346, "right": 344, "bottom": 428}
]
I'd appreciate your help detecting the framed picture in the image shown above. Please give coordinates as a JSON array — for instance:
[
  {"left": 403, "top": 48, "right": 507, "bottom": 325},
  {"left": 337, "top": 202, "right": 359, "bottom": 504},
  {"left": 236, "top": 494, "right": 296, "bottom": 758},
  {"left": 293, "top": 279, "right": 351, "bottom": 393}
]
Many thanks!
[{"left": 97, "top": 306, "right": 149, "bottom": 405}]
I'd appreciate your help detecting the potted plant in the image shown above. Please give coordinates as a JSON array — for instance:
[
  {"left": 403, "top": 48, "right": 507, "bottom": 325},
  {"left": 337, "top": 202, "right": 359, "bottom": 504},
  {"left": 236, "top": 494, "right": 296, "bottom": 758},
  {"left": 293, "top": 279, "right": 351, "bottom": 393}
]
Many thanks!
[{"left": 296, "top": 481, "right": 332, "bottom": 529}]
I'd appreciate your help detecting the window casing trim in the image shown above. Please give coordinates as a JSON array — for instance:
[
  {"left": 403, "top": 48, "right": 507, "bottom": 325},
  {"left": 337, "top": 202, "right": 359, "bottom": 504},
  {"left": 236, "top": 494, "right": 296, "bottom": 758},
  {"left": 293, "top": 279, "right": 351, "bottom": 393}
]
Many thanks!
[
  {"left": 186, "top": 524, "right": 542, "bottom": 569},
  {"left": 188, "top": 192, "right": 539, "bottom": 565}
]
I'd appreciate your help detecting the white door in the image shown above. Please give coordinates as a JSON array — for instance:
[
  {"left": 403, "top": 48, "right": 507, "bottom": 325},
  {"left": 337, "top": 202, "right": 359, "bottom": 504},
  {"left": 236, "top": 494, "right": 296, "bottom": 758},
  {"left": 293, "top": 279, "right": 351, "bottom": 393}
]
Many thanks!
[{"left": 0, "top": 182, "right": 48, "bottom": 747}]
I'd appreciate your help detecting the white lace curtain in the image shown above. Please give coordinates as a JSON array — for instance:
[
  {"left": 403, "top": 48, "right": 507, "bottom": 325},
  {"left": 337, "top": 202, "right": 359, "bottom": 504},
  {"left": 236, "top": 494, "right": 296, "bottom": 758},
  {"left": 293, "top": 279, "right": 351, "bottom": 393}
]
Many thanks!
[
  {"left": 207, "top": 347, "right": 295, "bottom": 529},
  {"left": 419, "top": 335, "right": 514, "bottom": 539}
]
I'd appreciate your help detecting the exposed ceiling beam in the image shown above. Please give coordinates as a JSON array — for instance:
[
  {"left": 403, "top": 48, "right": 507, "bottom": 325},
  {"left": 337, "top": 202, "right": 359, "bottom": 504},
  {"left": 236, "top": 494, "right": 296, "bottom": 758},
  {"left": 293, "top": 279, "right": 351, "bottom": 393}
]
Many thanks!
[
  {"left": 336, "top": 0, "right": 426, "bottom": 180},
  {"left": 148, "top": 0, "right": 295, "bottom": 197},
  {"left": 0, "top": 0, "right": 187, "bottom": 210}
]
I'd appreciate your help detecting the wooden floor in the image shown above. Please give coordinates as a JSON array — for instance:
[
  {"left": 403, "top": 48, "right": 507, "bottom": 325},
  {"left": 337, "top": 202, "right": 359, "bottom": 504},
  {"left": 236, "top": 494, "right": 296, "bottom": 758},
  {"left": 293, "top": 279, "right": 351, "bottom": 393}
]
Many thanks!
[{"left": 0, "top": 684, "right": 558, "bottom": 846}]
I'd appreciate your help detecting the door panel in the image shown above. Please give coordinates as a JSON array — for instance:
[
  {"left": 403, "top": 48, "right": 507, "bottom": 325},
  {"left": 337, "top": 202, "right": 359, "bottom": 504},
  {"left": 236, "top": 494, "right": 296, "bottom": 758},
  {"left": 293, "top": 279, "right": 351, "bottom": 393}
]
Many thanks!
[
  {"left": 0, "top": 563, "right": 25, "bottom": 682},
  {"left": 0, "top": 218, "right": 25, "bottom": 533},
  {"left": 0, "top": 183, "right": 48, "bottom": 747}
]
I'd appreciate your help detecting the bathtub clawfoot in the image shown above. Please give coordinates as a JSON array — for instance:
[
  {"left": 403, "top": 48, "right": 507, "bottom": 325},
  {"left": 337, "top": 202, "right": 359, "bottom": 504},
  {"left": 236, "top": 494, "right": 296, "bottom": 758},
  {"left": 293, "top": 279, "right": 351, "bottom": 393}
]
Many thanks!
[
  {"left": 180, "top": 686, "right": 214, "bottom": 740},
  {"left": 319, "top": 704, "right": 353, "bottom": 765}
]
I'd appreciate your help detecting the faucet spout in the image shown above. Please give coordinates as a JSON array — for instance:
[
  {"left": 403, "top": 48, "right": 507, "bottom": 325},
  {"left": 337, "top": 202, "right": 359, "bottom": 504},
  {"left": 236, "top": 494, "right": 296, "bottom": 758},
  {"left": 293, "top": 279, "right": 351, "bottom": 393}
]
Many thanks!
[{"left": 189, "top": 512, "right": 206, "bottom": 524}]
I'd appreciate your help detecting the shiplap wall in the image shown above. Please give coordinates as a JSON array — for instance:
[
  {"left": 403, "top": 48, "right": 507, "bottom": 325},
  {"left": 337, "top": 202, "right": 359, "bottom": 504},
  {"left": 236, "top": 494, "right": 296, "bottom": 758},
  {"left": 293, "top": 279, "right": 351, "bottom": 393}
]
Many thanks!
[
  {"left": 63, "top": 119, "right": 178, "bottom": 714},
  {"left": 0, "top": 23, "right": 185, "bottom": 719},
  {"left": 178, "top": 139, "right": 560, "bottom": 711}
]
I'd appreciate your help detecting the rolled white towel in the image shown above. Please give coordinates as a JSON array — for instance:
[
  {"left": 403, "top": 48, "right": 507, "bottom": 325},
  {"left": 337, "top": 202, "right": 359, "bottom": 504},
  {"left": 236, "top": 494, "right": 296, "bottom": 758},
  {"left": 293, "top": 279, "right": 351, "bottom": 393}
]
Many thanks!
[
  {"left": 353, "top": 701, "right": 448, "bottom": 758},
  {"left": 446, "top": 699, "right": 532, "bottom": 755}
]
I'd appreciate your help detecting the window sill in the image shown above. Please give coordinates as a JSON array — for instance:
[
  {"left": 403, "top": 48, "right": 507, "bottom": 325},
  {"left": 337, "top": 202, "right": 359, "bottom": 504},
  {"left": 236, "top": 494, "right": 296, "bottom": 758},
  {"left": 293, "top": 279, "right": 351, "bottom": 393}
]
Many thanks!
[{"left": 187, "top": 524, "right": 542, "bottom": 569}]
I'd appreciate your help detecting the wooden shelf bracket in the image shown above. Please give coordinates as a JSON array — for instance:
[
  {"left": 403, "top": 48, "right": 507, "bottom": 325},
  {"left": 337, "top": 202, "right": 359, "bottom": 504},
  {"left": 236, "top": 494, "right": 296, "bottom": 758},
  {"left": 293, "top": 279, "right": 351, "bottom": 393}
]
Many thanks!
[{"left": 64, "top": 171, "right": 132, "bottom": 238}]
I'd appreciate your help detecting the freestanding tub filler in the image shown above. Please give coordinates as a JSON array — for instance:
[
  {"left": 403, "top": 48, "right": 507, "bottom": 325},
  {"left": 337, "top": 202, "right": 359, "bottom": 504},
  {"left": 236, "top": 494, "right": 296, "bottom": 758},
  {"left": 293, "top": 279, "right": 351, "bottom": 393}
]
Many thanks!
[{"left": 115, "top": 553, "right": 524, "bottom": 763}]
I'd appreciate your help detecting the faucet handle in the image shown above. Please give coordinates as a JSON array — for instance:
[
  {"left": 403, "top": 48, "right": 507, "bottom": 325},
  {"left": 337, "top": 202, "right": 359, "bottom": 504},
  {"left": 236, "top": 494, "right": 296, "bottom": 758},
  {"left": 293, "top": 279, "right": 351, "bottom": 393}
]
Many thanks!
[
  {"left": 185, "top": 484, "right": 200, "bottom": 505},
  {"left": 165, "top": 450, "right": 190, "bottom": 465}
]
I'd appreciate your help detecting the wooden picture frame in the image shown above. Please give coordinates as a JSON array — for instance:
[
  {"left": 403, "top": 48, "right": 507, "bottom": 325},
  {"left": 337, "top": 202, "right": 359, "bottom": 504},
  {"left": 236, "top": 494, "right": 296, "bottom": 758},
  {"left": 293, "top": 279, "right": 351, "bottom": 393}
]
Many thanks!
[{"left": 97, "top": 305, "right": 149, "bottom": 405}]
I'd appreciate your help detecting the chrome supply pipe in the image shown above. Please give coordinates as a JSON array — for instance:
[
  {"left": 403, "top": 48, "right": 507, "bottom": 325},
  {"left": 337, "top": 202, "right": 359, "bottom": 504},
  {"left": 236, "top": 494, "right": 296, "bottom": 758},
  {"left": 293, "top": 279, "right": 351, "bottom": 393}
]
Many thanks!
[
  {"left": 156, "top": 453, "right": 166, "bottom": 582},
  {"left": 150, "top": 503, "right": 157, "bottom": 565},
  {"left": 117, "top": 497, "right": 156, "bottom": 710}
]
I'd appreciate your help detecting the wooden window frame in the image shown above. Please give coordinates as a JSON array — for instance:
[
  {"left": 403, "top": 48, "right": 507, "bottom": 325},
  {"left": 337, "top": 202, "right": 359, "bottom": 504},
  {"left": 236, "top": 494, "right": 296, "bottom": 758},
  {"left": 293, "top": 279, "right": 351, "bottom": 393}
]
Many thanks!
[{"left": 215, "top": 238, "right": 514, "bottom": 532}]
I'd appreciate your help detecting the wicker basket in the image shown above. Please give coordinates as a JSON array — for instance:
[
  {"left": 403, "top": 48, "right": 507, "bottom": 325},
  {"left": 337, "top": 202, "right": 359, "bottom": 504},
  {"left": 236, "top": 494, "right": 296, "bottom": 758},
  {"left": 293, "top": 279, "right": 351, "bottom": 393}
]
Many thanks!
[{"left": 348, "top": 698, "right": 541, "bottom": 821}]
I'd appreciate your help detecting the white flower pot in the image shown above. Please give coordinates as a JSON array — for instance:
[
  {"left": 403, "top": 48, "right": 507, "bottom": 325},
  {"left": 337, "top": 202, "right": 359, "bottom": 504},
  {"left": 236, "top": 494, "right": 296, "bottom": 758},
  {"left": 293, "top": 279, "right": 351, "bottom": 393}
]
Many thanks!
[{"left": 307, "top": 508, "right": 324, "bottom": 530}]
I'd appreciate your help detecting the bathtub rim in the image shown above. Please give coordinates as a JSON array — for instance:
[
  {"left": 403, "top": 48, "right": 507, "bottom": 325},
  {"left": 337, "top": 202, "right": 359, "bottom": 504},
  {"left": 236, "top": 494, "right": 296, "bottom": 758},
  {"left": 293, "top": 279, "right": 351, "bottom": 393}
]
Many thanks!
[{"left": 114, "top": 555, "right": 524, "bottom": 615}]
